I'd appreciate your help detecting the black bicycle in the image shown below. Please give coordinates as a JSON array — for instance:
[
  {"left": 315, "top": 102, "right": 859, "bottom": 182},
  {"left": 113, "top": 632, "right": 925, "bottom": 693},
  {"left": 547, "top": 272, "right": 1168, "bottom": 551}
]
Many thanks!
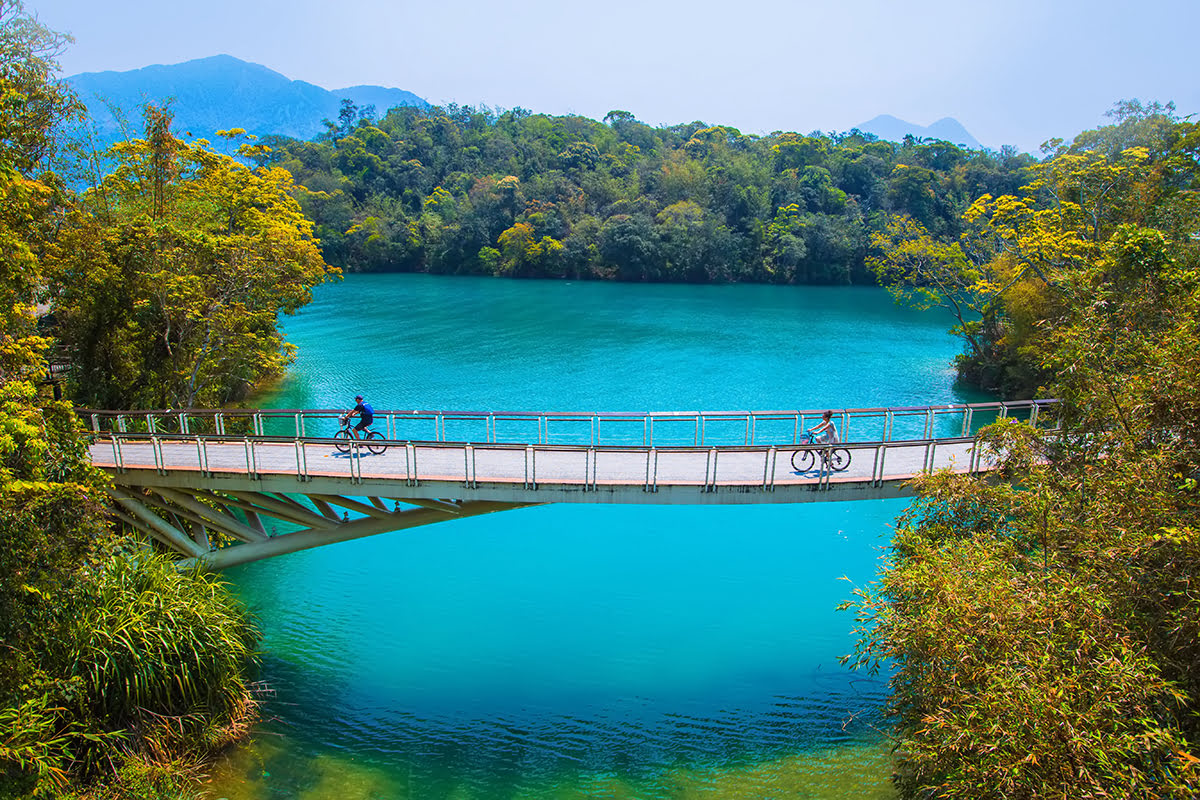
[
  {"left": 334, "top": 414, "right": 388, "bottom": 455},
  {"left": 790, "top": 432, "right": 851, "bottom": 472}
]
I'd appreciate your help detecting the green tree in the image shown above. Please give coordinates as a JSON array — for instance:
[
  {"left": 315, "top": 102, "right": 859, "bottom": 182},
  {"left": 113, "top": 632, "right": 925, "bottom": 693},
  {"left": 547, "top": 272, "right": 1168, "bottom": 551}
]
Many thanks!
[
  {"left": 0, "top": 9, "right": 261, "bottom": 796},
  {"left": 845, "top": 117, "right": 1200, "bottom": 799},
  {"left": 50, "top": 107, "right": 337, "bottom": 408},
  {"left": 868, "top": 214, "right": 1028, "bottom": 374},
  {"left": 0, "top": 0, "right": 81, "bottom": 173},
  {"left": 760, "top": 203, "right": 807, "bottom": 282}
]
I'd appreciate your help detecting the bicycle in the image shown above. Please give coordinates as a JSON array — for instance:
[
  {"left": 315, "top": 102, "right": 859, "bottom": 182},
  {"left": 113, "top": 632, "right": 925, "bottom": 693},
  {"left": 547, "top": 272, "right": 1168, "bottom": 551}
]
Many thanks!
[
  {"left": 334, "top": 414, "right": 388, "bottom": 455},
  {"left": 790, "top": 432, "right": 851, "bottom": 473}
]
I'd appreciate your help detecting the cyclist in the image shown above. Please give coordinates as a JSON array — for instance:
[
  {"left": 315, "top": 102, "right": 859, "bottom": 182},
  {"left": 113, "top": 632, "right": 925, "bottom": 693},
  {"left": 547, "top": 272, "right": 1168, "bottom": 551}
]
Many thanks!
[
  {"left": 345, "top": 395, "right": 374, "bottom": 439},
  {"left": 808, "top": 410, "right": 839, "bottom": 445}
]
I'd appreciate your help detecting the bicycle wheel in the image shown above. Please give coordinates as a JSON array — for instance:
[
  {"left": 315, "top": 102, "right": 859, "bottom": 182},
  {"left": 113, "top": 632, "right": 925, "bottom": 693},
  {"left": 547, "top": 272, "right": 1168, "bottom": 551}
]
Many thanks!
[
  {"left": 333, "top": 429, "right": 353, "bottom": 453},
  {"left": 366, "top": 431, "right": 388, "bottom": 455},
  {"left": 791, "top": 448, "right": 815, "bottom": 472},
  {"left": 827, "top": 448, "right": 852, "bottom": 472}
]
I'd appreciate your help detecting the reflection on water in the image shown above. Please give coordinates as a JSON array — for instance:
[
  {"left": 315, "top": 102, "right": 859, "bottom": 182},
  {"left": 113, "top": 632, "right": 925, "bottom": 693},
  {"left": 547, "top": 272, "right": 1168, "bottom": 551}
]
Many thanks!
[{"left": 205, "top": 276, "right": 970, "bottom": 798}]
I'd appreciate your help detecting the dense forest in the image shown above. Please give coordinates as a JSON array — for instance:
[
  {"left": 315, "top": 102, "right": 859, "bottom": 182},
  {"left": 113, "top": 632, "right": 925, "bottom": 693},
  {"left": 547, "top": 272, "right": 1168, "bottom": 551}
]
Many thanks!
[
  {"left": 254, "top": 100, "right": 1036, "bottom": 285},
  {"left": 847, "top": 108, "right": 1200, "bottom": 797}
]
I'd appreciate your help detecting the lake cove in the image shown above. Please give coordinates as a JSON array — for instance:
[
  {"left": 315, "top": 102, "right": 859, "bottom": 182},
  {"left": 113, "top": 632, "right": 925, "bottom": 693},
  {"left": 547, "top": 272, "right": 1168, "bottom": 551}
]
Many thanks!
[{"left": 206, "top": 274, "right": 981, "bottom": 799}]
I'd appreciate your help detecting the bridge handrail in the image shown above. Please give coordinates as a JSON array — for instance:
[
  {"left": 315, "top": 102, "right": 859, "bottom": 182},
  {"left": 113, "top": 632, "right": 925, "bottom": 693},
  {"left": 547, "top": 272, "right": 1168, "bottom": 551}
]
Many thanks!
[
  {"left": 93, "top": 426, "right": 1010, "bottom": 492},
  {"left": 79, "top": 399, "right": 1059, "bottom": 448}
]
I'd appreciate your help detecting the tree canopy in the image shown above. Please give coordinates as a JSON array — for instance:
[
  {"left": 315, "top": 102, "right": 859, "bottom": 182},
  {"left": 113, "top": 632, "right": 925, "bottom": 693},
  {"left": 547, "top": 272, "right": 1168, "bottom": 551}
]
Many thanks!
[
  {"left": 0, "top": 5, "right": 274, "bottom": 796},
  {"left": 846, "top": 108, "right": 1200, "bottom": 798},
  {"left": 49, "top": 108, "right": 337, "bottom": 409},
  {"left": 252, "top": 103, "right": 1036, "bottom": 286}
]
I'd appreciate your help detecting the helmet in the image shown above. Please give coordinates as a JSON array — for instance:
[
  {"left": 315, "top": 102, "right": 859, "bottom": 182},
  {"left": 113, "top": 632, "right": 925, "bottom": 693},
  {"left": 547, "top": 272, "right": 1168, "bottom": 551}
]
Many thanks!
[{"left": 355, "top": 395, "right": 363, "bottom": 401}]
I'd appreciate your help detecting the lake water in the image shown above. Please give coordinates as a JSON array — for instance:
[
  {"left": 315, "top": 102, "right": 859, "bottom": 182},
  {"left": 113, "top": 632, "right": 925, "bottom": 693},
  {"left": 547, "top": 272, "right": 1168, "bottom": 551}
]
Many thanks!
[{"left": 206, "top": 274, "right": 982, "bottom": 799}]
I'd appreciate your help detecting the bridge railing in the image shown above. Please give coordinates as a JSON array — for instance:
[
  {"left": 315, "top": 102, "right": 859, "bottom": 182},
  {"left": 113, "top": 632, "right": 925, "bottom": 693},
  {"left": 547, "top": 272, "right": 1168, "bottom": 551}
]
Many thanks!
[
  {"left": 80, "top": 399, "right": 1059, "bottom": 448},
  {"left": 94, "top": 427, "right": 1002, "bottom": 493}
]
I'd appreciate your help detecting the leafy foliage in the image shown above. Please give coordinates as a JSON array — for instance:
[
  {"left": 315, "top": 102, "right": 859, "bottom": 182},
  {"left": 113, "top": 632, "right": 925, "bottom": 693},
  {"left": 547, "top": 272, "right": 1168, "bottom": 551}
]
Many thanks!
[
  {"left": 0, "top": 5, "right": 263, "bottom": 797},
  {"left": 49, "top": 108, "right": 338, "bottom": 409},
  {"left": 252, "top": 104, "right": 1036, "bottom": 286},
  {"left": 0, "top": 0, "right": 81, "bottom": 173},
  {"left": 846, "top": 109, "right": 1200, "bottom": 798},
  {"left": 871, "top": 103, "right": 1189, "bottom": 397}
]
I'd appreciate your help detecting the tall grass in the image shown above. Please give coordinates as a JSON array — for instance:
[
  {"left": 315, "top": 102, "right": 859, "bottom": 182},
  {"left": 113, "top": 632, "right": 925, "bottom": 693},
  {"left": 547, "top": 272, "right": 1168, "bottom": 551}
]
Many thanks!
[{"left": 64, "top": 551, "right": 261, "bottom": 777}]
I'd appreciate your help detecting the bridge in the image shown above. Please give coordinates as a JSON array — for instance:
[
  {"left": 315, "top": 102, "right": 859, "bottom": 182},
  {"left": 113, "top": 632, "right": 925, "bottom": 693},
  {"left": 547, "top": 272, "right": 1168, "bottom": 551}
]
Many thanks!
[{"left": 84, "top": 400, "right": 1056, "bottom": 570}]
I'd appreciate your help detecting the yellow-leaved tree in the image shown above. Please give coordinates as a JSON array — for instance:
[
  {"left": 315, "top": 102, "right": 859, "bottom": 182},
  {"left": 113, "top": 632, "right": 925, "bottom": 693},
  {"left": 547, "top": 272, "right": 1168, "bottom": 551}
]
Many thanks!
[
  {"left": 50, "top": 105, "right": 339, "bottom": 409},
  {"left": 846, "top": 115, "right": 1200, "bottom": 799}
]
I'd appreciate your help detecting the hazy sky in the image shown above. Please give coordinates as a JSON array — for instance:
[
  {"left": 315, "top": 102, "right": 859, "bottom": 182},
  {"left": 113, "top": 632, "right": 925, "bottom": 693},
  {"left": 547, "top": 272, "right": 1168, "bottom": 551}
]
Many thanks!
[{"left": 28, "top": 0, "right": 1199, "bottom": 154}]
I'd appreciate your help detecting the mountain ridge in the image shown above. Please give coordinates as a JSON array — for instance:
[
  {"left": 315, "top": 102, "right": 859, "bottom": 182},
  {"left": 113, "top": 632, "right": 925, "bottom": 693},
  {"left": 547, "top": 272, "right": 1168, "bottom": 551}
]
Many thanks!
[
  {"left": 66, "top": 55, "right": 986, "bottom": 152},
  {"left": 66, "top": 54, "right": 429, "bottom": 143},
  {"left": 854, "top": 113, "right": 984, "bottom": 150}
]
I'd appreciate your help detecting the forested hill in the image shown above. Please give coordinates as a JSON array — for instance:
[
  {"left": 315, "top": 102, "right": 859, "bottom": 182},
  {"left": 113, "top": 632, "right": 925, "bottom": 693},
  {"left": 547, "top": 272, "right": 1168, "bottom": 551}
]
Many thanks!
[{"left": 254, "top": 105, "right": 1035, "bottom": 283}]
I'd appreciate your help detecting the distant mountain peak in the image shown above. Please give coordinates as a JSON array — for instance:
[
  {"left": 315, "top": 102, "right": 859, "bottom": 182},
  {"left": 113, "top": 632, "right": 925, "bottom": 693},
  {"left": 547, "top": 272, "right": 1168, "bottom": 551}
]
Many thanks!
[
  {"left": 67, "top": 54, "right": 429, "bottom": 144},
  {"left": 855, "top": 114, "right": 983, "bottom": 150}
]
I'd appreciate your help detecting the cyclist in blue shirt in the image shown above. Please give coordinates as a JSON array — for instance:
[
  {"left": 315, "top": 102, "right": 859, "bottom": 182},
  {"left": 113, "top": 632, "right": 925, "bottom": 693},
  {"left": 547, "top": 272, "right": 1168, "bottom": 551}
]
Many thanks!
[{"left": 347, "top": 395, "right": 374, "bottom": 439}]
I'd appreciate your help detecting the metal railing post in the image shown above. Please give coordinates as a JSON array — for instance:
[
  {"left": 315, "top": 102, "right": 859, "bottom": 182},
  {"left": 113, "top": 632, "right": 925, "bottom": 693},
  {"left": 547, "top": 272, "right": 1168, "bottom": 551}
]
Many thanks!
[
  {"left": 112, "top": 436, "right": 125, "bottom": 472},
  {"left": 294, "top": 440, "right": 308, "bottom": 481},
  {"left": 196, "top": 436, "right": 209, "bottom": 476},
  {"left": 151, "top": 434, "right": 164, "bottom": 475},
  {"left": 349, "top": 441, "right": 361, "bottom": 483},
  {"left": 243, "top": 437, "right": 258, "bottom": 479}
]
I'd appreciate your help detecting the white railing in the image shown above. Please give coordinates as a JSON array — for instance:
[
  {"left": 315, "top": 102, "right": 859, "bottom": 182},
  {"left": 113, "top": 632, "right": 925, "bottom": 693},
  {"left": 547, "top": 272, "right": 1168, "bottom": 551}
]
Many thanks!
[
  {"left": 81, "top": 399, "right": 1059, "bottom": 448},
  {"left": 93, "top": 429, "right": 1009, "bottom": 494}
]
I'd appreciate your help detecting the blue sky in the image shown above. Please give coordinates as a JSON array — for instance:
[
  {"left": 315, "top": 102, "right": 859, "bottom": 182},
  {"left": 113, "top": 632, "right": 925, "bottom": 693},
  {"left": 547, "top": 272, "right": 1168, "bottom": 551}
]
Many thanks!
[{"left": 28, "top": 0, "right": 1199, "bottom": 154}]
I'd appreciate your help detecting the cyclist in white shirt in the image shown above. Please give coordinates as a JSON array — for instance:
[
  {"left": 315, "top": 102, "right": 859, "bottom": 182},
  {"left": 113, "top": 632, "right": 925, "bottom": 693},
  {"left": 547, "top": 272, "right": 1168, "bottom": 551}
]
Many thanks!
[{"left": 808, "top": 410, "right": 839, "bottom": 444}]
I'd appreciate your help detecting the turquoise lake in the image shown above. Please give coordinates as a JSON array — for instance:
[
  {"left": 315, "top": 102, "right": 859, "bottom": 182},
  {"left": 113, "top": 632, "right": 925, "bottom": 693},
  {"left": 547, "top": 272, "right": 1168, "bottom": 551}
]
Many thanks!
[{"left": 207, "top": 274, "right": 984, "bottom": 799}]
